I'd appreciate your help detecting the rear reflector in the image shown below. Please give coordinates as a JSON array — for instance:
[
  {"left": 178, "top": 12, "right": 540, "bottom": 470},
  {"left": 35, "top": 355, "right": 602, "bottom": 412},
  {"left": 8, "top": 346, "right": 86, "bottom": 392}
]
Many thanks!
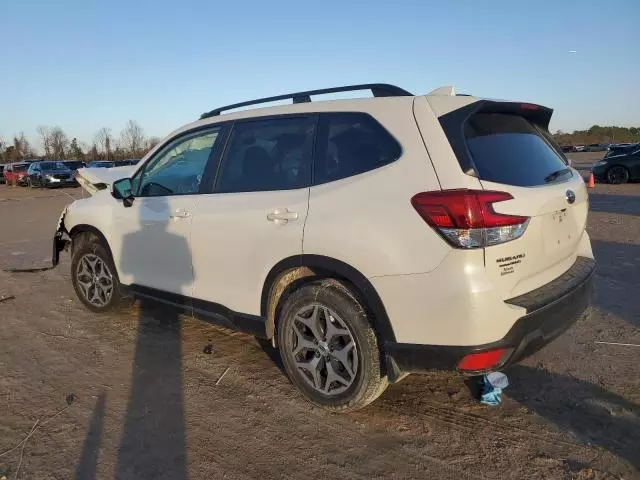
[
  {"left": 457, "top": 349, "right": 508, "bottom": 371},
  {"left": 411, "top": 190, "right": 529, "bottom": 248}
]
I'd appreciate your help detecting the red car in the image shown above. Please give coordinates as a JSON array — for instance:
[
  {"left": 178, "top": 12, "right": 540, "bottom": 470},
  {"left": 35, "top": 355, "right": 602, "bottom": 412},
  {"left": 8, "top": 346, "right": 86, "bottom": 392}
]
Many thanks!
[{"left": 4, "top": 162, "right": 30, "bottom": 186}]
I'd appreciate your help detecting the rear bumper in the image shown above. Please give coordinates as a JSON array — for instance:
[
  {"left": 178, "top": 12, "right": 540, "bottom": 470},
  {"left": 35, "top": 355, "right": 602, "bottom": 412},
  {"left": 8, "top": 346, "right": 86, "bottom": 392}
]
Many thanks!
[{"left": 384, "top": 256, "right": 595, "bottom": 380}]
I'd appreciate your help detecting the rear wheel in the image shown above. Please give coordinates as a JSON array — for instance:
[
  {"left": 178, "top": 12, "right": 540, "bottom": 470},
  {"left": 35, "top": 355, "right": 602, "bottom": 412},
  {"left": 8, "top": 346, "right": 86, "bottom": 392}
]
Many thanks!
[
  {"left": 71, "top": 233, "right": 133, "bottom": 313},
  {"left": 277, "top": 279, "right": 387, "bottom": 412},
  {"left": 606, "top": 166, "right": 629, "bottom": 184}
]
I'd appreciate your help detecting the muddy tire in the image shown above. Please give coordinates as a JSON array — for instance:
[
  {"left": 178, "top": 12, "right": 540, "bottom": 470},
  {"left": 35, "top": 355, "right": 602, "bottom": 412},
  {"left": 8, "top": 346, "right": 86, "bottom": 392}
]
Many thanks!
[
  {"left": 71, "top": 233, "right": 133, "bottom": 313},
  {"left": 277, "top": 279, "right": 387, "bottom": 412}
]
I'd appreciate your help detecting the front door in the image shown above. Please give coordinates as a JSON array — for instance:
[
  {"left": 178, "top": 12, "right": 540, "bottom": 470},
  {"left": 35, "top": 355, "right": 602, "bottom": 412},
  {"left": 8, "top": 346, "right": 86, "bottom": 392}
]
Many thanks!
[
  {"left": 190, "top": 115, "right": 317, "bottom": 316},
  {"left": 111, "top": 126, "right": 226, "bottom": 296}
]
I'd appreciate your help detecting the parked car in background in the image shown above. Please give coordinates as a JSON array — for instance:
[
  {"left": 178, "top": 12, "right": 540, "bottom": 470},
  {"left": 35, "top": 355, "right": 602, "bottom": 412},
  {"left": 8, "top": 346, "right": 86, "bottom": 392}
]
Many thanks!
[
  {"left": 62, "top": 160, "right": 85, "bottom": 172},
  {"left": 593, "top": 144, "right": 640, "bottom": 184},
  {"left": 26, "top": 161, "right": 76, "bottom": 188},
  {"left": 574, "top": 145, "right": 585, "bottom": 152},
  {"left": 119, "top": 159, "right": 140, "bottom": 166},
  {"left": 604, "top": 143, "right": 639, "bottom": 158},
  {"left": 4, "top": 162, "right": 30, "bottom": 186},
  {"left": 87, "top": 161, "right": 115, "bottom": 168},
  {"left": 561, "top": 145, "right": 576, "bottom": 153},
  {"left": 54, "top": 83, "right": 594, "bottom": 411},
  {"left": 62, "top": 160, "right": 85, "bottom": 185},
  {"left": 584, "top": 143, "right": 607, "bottom": 152},
  {"left": 0, "top": 165, "right": 4, "bottom": 184}
]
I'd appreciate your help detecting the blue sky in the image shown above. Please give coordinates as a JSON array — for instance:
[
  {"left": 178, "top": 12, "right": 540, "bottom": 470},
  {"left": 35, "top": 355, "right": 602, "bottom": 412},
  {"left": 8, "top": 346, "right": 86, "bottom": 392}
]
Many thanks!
[{"left": 1, "top": 0, "right": 638, "bottom": 151}]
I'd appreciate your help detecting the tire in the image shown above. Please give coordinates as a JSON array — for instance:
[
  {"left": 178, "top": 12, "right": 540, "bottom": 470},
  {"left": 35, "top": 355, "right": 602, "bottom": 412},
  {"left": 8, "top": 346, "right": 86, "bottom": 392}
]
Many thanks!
[
  {"left": 277, "top": 279, "right": 388, "bottom": 412},
  {"left": 606, "top": 166, "right": 629, "bottom": 184},
  {"left": 71, "top": 233, "right": 133, "bottom": 313}
]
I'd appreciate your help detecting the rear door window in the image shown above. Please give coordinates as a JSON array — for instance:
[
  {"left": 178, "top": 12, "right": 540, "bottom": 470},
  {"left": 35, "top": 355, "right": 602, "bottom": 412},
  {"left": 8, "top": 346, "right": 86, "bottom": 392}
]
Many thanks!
[
  {"left": 464, "top": 113, "right": 571, "bottom": 186},
  {"left": 314, "top": 113, "right": 401, "bottom": 185},
  {"left": 216, "top": 116, "right": 315, "bottom": 193}
]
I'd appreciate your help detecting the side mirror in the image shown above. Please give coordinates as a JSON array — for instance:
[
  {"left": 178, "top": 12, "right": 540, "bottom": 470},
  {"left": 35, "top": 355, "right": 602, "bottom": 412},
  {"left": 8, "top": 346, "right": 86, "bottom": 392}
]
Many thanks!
[{"left": 112, "top": 177, "right": 135, "bottom": 207}]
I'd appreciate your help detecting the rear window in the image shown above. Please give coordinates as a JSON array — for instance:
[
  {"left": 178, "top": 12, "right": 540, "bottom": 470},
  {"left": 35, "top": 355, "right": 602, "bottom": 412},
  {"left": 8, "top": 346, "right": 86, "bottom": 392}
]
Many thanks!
[
  {"left": 464, "top": 113, "right": 571, "bottom": 186},
  {"left": 13, "top": 164, "right": 28, "bottom": 171}
]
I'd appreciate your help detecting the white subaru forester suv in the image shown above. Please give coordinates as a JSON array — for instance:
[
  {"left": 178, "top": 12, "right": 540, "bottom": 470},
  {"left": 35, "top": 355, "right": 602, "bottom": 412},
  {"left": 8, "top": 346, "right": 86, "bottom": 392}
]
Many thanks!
[{"left": 53, "top": 84, "right": 594, "bottom": 411}]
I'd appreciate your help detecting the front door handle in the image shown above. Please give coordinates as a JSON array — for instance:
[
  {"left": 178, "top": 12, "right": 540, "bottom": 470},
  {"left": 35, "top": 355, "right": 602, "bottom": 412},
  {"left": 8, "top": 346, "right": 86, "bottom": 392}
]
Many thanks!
[
  {"left": 169, "top": 209, "right": 191, "bottom": 219},
  {"left": 267, "top": 208, "right": 298, "bottom": 225}
]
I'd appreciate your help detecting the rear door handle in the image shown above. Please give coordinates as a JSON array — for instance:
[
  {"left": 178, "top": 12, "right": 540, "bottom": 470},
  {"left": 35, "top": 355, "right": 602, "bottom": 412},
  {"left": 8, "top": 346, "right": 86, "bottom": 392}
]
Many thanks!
[
  {"left": 169, "top": 209, "right": 191, "bottom": 219},
  {"left": 267, "top": 208, "right": 298, "bottom": 224}
]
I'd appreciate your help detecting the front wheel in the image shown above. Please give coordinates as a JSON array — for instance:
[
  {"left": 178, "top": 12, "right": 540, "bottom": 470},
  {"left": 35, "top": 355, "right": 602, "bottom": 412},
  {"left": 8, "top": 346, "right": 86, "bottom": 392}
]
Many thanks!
[
  {"left": 71, "top": 233, "right": 133, "bottom": 313},
  {"left": 606, "top": 166, "right": 629, "bottom": 184},
  {"left": 277, "top": 279, "right": 387, "bottom": 412}
]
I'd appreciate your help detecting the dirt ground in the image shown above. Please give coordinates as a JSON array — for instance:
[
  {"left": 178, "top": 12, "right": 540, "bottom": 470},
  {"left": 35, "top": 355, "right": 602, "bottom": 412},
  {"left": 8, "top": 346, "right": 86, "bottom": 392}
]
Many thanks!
[{"left": 1, "top": 158, "right": 638, "bottom": 480}]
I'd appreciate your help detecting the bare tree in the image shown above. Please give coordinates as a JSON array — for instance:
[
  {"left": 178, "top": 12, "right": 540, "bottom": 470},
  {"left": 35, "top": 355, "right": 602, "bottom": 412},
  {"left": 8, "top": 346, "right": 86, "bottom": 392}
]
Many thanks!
[
  {"left": 120, "top": 120, "right": 145, "bottom": 158},
  {"left": 49, "top": 127, "right": 69, "bottom": 160},
  {"left": 145, "top": 136, "right": 161, "bottom": 153},
  {"left": 13, "top": 132, "right": 32, "bottom": 160},
  {"left": 94, "top": 127, "right": 113, "bottom": 160},
  {"left": 37, "top": 126, "right": 52, "bottom": 158}
]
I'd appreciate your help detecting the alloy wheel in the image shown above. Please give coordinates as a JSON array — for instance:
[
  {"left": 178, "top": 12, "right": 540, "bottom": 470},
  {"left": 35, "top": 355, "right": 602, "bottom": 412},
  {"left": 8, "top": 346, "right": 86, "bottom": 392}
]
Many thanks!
[
  {"left": 607, "top": 166, "right": 629, "bottom": 184},
  {"left": 76, "top": 253, "right": 114, "bottom": 307},
  {"left": 288, "top": 304, "right": 358, "bottom": 396}
]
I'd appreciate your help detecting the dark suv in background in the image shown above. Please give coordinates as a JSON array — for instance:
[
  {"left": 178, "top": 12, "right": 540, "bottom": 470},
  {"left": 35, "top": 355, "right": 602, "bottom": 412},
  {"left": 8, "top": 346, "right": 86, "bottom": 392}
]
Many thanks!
[
  {"left": 26, "top": 161, "right": 76, "bottom": 188},
  {"left": 593, "top": 144, "right": 640, "bottom": 184}
]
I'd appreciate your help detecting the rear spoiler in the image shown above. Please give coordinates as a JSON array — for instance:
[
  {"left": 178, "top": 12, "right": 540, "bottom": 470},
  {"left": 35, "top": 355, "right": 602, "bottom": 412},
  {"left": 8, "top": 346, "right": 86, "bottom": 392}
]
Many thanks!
[{"left": 439, "top": 100, "right": 555, "bottom": 176}]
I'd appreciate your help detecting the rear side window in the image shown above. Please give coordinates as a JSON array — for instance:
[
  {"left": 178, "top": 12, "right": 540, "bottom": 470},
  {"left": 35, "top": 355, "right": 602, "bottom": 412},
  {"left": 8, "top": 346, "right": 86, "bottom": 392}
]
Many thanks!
[
  {"left": 464, "top": 114, "right": 571, "bottom": 186},
  {"left": 314, "top": 113, "right": 401, "bottom": 185},
  {"left": 216, "top": 116, "right": 315, "bottom": 193}
]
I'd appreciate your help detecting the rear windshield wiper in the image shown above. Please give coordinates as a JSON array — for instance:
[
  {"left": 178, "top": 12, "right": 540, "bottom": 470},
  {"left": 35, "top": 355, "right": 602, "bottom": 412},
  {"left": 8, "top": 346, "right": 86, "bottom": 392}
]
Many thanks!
[{"left": 544, "top": 168, "right": 571, "bottom": 183}]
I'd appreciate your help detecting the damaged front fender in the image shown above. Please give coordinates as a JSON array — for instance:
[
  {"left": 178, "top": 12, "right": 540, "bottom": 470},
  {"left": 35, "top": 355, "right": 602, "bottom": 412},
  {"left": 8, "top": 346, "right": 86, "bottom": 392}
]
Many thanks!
[{"left": 52, "top": 207, "right": 71, "bottom": 267}]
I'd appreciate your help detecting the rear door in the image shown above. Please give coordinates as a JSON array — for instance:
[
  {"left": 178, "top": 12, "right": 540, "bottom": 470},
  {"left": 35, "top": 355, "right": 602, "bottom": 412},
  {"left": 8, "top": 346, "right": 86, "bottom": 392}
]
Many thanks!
[
  {"left": 190, "top": 115, "right": 316, "bottom": 316},
  {"left": 439, "top": 103, "right": 589, "bottom": 299}
]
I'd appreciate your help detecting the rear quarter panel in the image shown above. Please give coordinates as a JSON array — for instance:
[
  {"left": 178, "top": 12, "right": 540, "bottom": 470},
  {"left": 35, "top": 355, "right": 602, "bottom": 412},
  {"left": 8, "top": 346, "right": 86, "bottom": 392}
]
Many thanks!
[{"left": 303, "top": 98, "right": 449, "bottom": 277}]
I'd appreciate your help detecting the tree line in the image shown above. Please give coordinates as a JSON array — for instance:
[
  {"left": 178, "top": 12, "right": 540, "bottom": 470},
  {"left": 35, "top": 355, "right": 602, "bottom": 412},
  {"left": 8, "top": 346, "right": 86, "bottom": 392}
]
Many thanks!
[
  {"left": 553, "top": 125, "right": 640, "bottom": 146},
  {"left": 0, "top": 120, "right": 161, "bottom": 164}
]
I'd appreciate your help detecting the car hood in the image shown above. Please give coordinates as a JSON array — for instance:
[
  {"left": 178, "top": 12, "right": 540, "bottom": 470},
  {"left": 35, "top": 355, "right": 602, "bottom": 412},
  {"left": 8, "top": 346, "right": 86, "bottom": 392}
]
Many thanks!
[{"left": 76, "top": 165, "right": 136, "bottom": 195}]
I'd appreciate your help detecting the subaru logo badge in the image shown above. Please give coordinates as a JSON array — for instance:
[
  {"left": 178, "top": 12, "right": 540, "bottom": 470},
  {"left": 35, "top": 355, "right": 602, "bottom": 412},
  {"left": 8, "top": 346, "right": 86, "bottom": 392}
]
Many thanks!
[{"left": 566, "top": 190, "right": 576, "bottom": 204}]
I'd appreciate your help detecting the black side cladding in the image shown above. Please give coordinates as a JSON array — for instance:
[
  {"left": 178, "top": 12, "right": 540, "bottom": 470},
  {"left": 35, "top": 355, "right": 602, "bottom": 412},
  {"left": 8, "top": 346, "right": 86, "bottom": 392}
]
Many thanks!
[{"left": 438, "top": 100, "right": 554, "bottom": 177}]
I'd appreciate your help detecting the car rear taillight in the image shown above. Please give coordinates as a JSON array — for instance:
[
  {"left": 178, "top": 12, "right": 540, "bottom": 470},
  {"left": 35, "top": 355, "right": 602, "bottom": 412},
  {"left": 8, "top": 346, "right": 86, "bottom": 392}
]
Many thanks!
[{"left": 411, "top": 190, "right": 529, "bottom": 248}]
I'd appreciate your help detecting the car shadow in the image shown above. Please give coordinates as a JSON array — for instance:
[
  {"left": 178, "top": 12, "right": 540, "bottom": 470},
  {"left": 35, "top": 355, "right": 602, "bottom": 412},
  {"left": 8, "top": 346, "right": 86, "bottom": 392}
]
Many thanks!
[
  {"left": 590, "top": 240, "right": 640, "bottom": 326},
  {"left": 505, "top": 365, "right": 640, "bottom": 468},
  {"left": 115, "top": 195, "right": 189, "bottom": 480},
  {"left": 589, "top": 193, "right": 640, "bottom": 216},
  {"left": 74, "top": 392, "right": 106, "bottom": 480},
  {"left": 255, "top": 337, "right": 286, "bottom": 375}
]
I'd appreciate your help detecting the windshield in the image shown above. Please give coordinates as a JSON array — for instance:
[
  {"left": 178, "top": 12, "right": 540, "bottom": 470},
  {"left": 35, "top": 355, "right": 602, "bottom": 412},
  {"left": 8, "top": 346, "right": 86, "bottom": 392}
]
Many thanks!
[{"left": 39, "top": 162, "right": 69, "bottom": 171}]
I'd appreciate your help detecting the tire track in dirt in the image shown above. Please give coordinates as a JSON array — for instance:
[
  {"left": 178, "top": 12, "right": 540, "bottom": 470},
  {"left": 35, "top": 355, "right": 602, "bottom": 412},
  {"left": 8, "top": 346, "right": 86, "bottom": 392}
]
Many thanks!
[{"left": 413, "top": 402, "right": 587, "bottom": 453}]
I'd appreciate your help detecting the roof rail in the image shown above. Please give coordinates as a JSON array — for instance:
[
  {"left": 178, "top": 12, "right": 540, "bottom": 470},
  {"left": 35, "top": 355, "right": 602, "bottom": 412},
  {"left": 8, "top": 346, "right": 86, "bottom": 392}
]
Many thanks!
[{"left": 200, "top": 83, "right": 413, "bottom": 119}]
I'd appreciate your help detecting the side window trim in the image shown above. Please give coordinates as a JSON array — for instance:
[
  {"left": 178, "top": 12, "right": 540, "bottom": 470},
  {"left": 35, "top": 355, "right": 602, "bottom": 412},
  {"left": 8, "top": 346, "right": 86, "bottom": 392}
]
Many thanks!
[
  {"left": 213, "top": 113, "right": 318, "bottom": 194},
  {"left": 312, "top": 111, "right": 403, "bottom": 186},
  {"left": 132, "top": 124, "right": 229, "bottom": 197}
]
